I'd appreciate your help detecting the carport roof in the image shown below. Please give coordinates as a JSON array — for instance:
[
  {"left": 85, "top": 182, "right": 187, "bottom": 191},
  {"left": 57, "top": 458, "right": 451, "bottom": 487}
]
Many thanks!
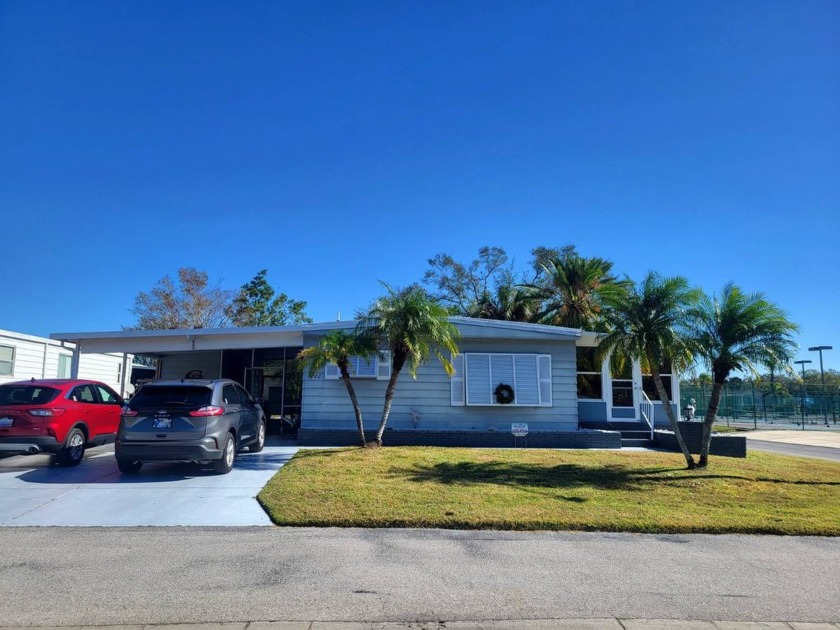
[{"left": 51, "top": 317, "right": 582, "bottom": 354}]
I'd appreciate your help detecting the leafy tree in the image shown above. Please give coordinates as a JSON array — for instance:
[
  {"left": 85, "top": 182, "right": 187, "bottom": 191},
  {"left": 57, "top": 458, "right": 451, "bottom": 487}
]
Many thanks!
[
  {"left": 363, "top": 284, "right": 459, "bottom": 446},
  {"left": 423, "top": 246, "right": 510, "bottom": 315},
  {"left": 130, "top": 267, "right": 232, "bottom": 330},
  {"left": 688, "top": 283, "right": 799, "bottom": 467},
  {"left": 533, "top": 250, "right": 628, "bottom": 330},
  {"left": 598, "top": 272, "right": 702, "bottom": 469},
  {"left": 297, "top": 330, "right": 379, "bottom": 446},
  {"left": 229, "top": 270, "right": 312, "bottom": 327}
]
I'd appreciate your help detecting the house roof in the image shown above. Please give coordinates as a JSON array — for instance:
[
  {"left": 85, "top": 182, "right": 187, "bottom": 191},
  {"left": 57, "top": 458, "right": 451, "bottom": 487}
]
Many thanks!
[{"left": 51, "top": 317, "right": 582, "bottom": 354}]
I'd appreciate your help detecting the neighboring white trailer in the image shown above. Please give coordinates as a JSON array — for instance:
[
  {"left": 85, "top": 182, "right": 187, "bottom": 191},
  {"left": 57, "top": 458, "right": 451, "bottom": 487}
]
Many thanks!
[{"left": 0, "top": 329, "right": 132, "bottom": 396}]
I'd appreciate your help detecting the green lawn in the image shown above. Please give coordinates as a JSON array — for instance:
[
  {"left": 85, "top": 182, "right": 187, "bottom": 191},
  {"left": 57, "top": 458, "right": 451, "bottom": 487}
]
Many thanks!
[{"left": 257, "top": 447, "right": 840, "bottom": 535}]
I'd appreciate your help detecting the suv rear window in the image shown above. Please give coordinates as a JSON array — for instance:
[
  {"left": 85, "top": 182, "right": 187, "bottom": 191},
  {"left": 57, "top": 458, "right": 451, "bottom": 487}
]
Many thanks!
[
  {"left": 0, "top": 385, "right": 61, "bottom": 405},
  {"left": 128, "top": 385, "right": 213, "bottom": 409}
]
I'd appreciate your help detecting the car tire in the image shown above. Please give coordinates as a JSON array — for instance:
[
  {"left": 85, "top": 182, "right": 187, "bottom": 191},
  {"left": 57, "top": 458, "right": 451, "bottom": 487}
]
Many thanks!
[
  {"left": 249, "top": 420, "right": 266, "bottom": 453},
  {"left": 213, "top": 432, "right": 236, "bottom": 474},
  {"left": 56, "top": 427, "right": 86, "bottom": 467},
  {"left": 117, "top": 459, "right": 142, "bottom": 474}
]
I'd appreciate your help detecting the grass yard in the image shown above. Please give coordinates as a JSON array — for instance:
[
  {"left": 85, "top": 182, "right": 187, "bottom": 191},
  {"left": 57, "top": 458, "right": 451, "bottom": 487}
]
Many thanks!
[{"left": 257, "top": 447, "right": 840, "bottom": 535}]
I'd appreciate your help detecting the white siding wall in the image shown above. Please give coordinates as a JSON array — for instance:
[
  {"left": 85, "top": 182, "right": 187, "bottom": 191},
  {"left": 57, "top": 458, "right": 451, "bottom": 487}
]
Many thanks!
[
  {"left": 0, "top": 330, "right": 129, "bottom": 393},
  {"left": 301, "top": 338, "right": 579, "bottom": 432}
]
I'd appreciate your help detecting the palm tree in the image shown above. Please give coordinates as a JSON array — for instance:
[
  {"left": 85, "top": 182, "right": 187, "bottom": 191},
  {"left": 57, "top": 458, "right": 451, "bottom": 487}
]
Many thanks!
[
  {"left": 297, "top": 329, "right": 379, "bottom": 446},
  {"left": 534, "top": 252, "right": 627, "bottom": 330},
  {"left": 688, "top": 283, "right": 798, "bottom": 467},
  {"left": 469, "top": 283, "right": 542, "bottom": 322},
  {"left": 598, "top": 272, "right": 701, "bottom": 469},
  {"left": 363, "top": 284, "right": 459, "bottom": 446}
]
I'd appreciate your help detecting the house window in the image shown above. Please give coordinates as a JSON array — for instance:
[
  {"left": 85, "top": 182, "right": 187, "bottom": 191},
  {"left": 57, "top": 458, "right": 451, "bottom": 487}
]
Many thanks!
[
  {"left": 452, "top": 353, "right": 552, "bottom": 407},
  {"left": 576, "top": 347, "right": 602, "bottom": 400},
  {"left": 0, "top": 345, "right": 15, "bottom": 376},
  {"left": 610, "top": 361, "right": 634, "bottom": 407},
  {"left": 324, "top": 353, "right": 391, "bottom": 381},
  {"left": 57, "top": 354, "right": 72, "bottom": 378},
  {"left": 642, "top": 362, "right": 673, "bottom": 401}
]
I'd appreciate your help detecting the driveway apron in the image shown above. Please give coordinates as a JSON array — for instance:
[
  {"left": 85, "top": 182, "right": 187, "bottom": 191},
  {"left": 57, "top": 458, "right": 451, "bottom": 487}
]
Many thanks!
[{"left": 0, "top": 445, "right": 298, "bottom": 526}]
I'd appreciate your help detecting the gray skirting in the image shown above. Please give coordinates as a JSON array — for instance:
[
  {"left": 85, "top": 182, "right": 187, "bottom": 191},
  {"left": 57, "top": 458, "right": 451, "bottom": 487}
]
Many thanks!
[
  {"left": 654, "top": 422, "right": 747, "bottom": 457},
  {"left": 297, "top": 428, "right": 622, "bottom": 449}
]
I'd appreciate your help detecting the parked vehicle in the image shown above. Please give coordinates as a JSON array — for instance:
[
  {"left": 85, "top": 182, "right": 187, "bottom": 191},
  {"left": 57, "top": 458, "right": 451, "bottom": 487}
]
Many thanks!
[
  {"left": 0, "top": 379, "right": 124, "bottom": 465},
  {"left": 115, "top": 379, "right": 266, "bottom": 475}
]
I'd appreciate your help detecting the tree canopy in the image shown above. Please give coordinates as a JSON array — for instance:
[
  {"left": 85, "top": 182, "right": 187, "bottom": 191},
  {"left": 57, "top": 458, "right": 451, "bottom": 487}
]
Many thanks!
[
  {"left": 130, "top": 267, "right": 233, "bottom": 330},
  {"left": 128, "top": 267, "right": 310, "bottom": 330},
  {"left": 228, "top": 269, "right": 312, "bottom": 327}
]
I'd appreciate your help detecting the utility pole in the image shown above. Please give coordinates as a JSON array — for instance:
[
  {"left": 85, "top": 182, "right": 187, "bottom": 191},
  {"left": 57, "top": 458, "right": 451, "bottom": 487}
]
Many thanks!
[
  {"left": 794, "top": 360, "right": 812, "bottom": 430},
  {"left": 808, "top": 346, "right": 833, "bottom": 426}
]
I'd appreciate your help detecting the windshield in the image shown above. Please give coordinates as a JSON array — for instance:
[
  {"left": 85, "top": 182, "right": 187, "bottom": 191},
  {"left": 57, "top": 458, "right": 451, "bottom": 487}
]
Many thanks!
[
  {"left": 129, "top": 385, "right": 213, "bottom": 409},
  {"left": 0, "top": 385, "right": 61, "bottom": 406}
]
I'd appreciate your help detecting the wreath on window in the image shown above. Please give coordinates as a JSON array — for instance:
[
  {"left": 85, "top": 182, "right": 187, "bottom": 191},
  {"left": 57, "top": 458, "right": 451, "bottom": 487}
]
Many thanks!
[{"left": 494, "top": 383, "right": 515, "bottom": 405}]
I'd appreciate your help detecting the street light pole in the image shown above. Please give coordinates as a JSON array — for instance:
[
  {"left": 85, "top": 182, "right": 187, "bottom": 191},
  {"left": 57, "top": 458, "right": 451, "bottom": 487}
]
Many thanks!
[
  {"left": 808, "top": 346, "right": 833, "bottom": 426},
  {"left": 794, "top": 360, "right": 812, "bottom": 430}
]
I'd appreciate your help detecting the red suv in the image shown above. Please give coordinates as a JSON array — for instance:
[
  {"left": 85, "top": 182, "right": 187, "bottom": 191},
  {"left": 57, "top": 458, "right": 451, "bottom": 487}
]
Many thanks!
[{"left": 0, "top": 379, "right": 124, "bottom": 466}]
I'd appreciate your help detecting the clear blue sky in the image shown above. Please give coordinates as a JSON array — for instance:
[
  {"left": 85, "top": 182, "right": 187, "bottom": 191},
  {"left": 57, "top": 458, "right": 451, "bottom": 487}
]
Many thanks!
[{"left": 1, "top": 1, "right": 838, "bottom": 369}]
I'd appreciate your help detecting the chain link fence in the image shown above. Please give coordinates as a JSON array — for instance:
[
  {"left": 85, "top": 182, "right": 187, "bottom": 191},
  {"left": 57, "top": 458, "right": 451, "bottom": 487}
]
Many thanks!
[{"left": 680, "top": 382, "right": 840, "bottom": 429}]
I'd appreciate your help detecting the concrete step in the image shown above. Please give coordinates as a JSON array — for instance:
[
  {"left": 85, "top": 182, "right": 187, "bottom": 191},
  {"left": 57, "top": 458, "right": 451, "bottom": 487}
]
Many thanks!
[{"left": 622, "top": 438, "right": 654, "bottom": 448}]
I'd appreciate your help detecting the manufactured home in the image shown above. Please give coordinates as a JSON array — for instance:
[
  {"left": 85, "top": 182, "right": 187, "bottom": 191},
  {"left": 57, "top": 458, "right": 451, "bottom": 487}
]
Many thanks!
[{"left": 50, "top": 318, "right": 680, "bottom": 446}]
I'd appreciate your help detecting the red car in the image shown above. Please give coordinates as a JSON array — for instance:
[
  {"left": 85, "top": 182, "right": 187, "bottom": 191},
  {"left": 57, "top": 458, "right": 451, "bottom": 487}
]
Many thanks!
[{"left": 0, "top": 379, "right": 124, "bottom": 466}]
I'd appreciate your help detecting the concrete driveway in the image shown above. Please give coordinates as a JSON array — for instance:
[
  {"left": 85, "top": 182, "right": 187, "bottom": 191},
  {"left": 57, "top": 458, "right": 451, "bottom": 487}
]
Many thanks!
[{"left": 0, "top": 444, "right": 298, "bottom": 526}]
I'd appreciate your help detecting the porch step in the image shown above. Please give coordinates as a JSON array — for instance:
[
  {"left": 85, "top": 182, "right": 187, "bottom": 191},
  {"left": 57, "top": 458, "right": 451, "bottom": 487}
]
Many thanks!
[
  {"left": 621, "top": 438, "right": 654, "bottom": 448},
  {"left": 581, "top": 421, "right": 654, "bottom": 448},
  {"left": 580, "top": 421, "right": 649, "bottom": 432}
]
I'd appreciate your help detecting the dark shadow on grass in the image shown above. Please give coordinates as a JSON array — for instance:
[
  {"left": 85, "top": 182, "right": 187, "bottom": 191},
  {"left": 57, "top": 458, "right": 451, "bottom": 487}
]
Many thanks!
[
  {"left": 396, "top": 460, "right": 840, "bottom": 493},
  {"left": 395, "top": 461, "right": 653, "bottom": 492}
]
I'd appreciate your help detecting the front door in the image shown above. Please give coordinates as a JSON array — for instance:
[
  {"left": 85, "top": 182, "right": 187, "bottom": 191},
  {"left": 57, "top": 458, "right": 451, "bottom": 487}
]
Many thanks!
[
  {"left": 608, "top": 362, "right": 638, "bottom": 421},
  {"left": 245, "top": 366, "right": 285, "bottom": 435}
]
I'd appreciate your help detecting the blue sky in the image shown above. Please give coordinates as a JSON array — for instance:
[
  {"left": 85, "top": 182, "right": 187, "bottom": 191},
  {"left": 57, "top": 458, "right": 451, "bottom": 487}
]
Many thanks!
[{"left": 1, "top": 1, "right": 838, "bottom": 369}]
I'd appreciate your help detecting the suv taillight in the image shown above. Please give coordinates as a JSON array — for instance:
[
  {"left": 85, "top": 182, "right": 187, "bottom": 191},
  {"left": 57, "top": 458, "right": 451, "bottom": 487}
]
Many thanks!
[
  {"left": 29, "top": 408, "right": 65, "bottom": 417},
  {"left": 122, "top": 406, "right": 138, "bottom": 416},
  {"left": 188, "top": 405, "right": 225, "bottom": 417}
]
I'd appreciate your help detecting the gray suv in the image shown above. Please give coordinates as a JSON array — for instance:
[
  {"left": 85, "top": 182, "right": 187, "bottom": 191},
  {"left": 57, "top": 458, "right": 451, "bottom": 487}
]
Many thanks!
[{"left": 115, "top": 379, "right": 266, "bottom": 475}]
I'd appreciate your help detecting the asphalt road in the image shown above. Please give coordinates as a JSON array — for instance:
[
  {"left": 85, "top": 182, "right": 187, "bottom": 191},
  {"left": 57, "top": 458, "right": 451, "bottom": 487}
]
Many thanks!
[
  {"left": 0, "top": 528, "right": 838, "bottom": 626},
  {"left": 747, "top": 439, "right": 840, "bottom": 461}
]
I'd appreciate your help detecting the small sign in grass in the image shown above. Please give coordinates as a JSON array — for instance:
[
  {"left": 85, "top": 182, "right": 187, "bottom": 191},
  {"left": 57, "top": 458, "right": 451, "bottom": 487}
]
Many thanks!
[{"left": 257, "top": 447, "right": 840, "bottom": 535}]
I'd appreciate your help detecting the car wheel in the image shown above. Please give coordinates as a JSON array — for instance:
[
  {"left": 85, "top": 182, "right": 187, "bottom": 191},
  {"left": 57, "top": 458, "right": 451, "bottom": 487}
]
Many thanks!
[
  {"left": 117, "top": 459, "right": 142, "bottom": 474},
  {"left": 213, "top": 432, "right": 236, "bottom": 474},
  {"left": 56, "top": 428, "right": 86, "bottom": 467},
  {"left": 249, "top": 420, "right": 266, "bottom": 453}
]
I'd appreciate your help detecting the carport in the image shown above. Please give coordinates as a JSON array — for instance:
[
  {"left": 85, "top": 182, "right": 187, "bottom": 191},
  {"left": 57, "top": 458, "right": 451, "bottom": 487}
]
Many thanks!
[{"left": 51, "top": 323, "right": 353, "bottom": 436}]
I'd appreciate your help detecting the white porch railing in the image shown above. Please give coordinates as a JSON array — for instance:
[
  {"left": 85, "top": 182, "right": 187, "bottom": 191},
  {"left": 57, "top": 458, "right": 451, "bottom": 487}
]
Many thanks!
[{"left": 639, "top": 390, "right": 655, "bottom": 440}]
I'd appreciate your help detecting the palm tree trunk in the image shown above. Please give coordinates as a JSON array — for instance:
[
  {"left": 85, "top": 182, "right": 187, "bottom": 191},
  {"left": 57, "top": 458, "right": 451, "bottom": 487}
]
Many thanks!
[
  {"left": 374, "top": 368, "right": 401, "bottom": 446},
  {"left": 699, "top": 380, "right": 725, "bottom": 467},
  {"left": 652, "top": 368, "right": 696, "bottom": 469},
  {"left": 340, "top": 375, "right": 366, "bottom": 446}
]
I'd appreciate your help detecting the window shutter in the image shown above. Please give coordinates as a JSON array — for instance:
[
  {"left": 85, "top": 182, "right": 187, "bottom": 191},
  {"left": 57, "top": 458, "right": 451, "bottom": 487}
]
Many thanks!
[
  {"left": 490, "top": 354, "right": 515, "bottom": 405},
  {"left": 325, "top": 363, "right": 340, "bottom": 380},
  {"left": 356, "top": 356, "right": 376, "bottom": 378},
  {"left": 376, "top": 351, "right": 391, "bottom": 380},
  {"left": 514, "top": 354, "right": 540, "bottom": 405},
  {"left": 466, "top": 354, "right": 492, "bottom": 405},
  {"left": 450, "top": 354, "right": 465, "bottom": 406},
  {"left": 538, "top": 355, "right": 552, "bottom": 406}
]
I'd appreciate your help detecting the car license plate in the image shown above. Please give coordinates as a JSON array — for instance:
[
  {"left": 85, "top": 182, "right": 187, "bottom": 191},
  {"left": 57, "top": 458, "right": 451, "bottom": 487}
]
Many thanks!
[
  {"left": 0, "top": 417, "right": 13, "bottom": 427},
  {"left": 152, "top": 418, "right": 172, "bottom": 429}
]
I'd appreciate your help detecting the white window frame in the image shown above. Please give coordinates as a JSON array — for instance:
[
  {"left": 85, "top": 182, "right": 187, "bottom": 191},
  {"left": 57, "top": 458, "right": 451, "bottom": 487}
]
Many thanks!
[
  {"left": 454, "top": 352, "right": 552, "bottom": 408},
  {"left": 325, "top": 353, "right": 391, "bottom": 381},
  {"left": 0, "top": 345, "right": 15, "bottom": 377}
]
